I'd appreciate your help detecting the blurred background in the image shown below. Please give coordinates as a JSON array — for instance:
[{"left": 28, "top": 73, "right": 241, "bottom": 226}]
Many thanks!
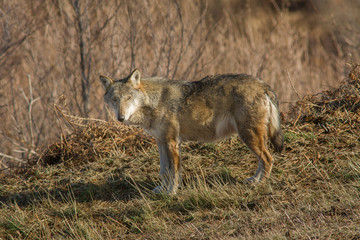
[{"left": 1, "top": 0, "right": 359, "bottom": 165}]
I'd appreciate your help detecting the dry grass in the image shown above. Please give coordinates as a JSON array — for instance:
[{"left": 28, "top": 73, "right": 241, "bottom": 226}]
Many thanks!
[
  {"left": 38, "top": 108, "right": 154, "bottom": 166},
  {"left": 1, "top": 1, "right": 360, "bottom": 239},
  {"left": 0, "top": 64, "right": 359, "bottom": 239}
]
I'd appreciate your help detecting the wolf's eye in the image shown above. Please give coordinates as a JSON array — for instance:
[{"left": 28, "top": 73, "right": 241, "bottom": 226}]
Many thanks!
[
  {"left": 111, "top": 97, "right": 117, "bottom": 102},
  {"left": 125, "top": 95, "right": 132, "bottom": 101}
]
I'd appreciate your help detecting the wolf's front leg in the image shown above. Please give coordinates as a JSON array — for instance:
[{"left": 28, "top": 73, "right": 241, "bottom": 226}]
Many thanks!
[{"left": 153, "top": 138, "right": 181, "bottom": 194}]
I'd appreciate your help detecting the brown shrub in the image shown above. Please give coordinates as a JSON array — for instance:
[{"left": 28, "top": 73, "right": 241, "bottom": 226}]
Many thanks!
[
  {"left": 38, "top": 109, "right": 154, "bottom": 166},
  {"left": 288, "top": 63, "right": 360, "bottom": 126}
]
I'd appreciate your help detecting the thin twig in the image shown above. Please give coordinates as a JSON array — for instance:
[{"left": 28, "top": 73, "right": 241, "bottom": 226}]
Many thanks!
[
  {"left": 54, "top": 104, "right": 76, "bottom": 131},
  {"left": 293, "top": 105, "right": 302, "bottom": 127},
  {"left": 285, "top": 69, "right": 301, "bottom": 100},
  {"left": 0, "top": 152, "right": 26, "bottom": 163},
  {"left": 53, "top": 104, "right": 71, "bottom": 149},
  {"left": 27, "top": 75, "right": 40, "bottom": 151}
]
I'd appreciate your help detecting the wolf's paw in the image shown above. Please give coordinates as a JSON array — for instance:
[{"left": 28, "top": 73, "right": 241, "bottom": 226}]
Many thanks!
[
  {"left": 244, "top": 176, "right": 260, "bottom": 185},
  {"left": 152, "top": 185, "right": 177, "bottom": 194},
  {"left": 152, "top": 185, "right": 165, "bottom": 194}
]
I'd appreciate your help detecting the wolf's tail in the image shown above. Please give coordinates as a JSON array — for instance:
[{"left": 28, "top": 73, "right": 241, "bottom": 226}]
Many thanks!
[{"left": 267, "top": 93, "right": 284, "bottom": 153}]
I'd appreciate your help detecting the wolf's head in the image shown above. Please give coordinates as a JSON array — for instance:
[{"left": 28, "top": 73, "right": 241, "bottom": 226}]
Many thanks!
[{"left": 100, "top": 69, "right": 148, "bottom": 124}]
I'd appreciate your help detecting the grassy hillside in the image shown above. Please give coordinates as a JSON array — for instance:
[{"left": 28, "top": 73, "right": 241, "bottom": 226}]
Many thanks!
[{"left": 0, "top": 65, "right": 359, "bottom": 239}]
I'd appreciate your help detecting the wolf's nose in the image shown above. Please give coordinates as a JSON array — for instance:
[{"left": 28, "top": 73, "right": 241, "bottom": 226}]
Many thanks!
[{"left": 118, "top": 116, "right": 125, "bottom": 122}]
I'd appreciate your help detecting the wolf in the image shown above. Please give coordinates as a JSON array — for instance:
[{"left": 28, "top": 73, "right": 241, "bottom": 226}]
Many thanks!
[{"left": 100, "top": 69, "right": 283, "bottom": 194}]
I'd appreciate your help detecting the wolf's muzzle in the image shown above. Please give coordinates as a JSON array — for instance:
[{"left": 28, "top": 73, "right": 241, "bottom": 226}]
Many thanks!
[{"left": 118, "top": 115, "right": 125, "bottom": 122}]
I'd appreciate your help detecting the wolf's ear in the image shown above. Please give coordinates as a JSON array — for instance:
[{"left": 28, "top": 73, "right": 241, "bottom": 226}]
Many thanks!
[
  {"left": 129, "top": 69, "right": 141, "bottom": 89},
  {"left": 100, "top": 75, "right": 113, "bottom": 89}
]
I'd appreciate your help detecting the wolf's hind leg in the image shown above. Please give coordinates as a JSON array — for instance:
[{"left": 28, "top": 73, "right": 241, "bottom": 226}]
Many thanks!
[{"left": 237, "top": 123, "right": 273, "bottom": 183}]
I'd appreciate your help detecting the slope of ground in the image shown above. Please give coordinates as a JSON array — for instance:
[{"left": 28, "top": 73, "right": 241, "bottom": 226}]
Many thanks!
[{"left": 0, "top": 64, "right": 359, "bottom": 239}]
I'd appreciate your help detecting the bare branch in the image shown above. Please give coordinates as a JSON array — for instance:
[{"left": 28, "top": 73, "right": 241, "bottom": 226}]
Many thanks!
[{"left": 171, "top": 0, "right": 184, "bottom": 80}]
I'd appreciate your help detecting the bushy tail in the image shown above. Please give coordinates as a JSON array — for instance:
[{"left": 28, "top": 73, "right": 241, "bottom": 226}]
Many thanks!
[{"left": 267, "top": 94, "right": 284, "bottom": 153}]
